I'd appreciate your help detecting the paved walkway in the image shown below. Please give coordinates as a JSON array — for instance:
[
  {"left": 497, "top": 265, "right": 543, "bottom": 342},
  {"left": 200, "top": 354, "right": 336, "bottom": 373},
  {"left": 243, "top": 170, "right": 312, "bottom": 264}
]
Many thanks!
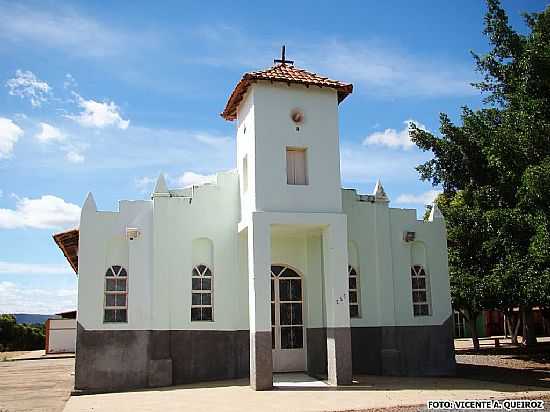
[
  {"left": 10, "top": 349, "right": 75, "bottom": 360},
  {"left": 0, "top": 357, "right": 74, "bottom": 412},
  {"left": 63, "top": 374, "right": 550, "bottom": 412}
]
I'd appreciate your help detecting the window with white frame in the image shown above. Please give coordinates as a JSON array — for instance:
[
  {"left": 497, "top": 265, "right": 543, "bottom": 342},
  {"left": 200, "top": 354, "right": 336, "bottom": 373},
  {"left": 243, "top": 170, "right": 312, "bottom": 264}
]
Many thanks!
[
  {"left": 191, "top": 264, "right": 213, "bottom": 321},
  {"left": 104, "top": 265, "right": 128, "bottom": 323},
  {"left": 348, "top": 265, "right": 360, "bottom": 318},
  {"left": 411, "top": 265, "right": 430, "bottom": 316},
  {"left": 286, "top": 147, "right": 308, "bottom": 185}
]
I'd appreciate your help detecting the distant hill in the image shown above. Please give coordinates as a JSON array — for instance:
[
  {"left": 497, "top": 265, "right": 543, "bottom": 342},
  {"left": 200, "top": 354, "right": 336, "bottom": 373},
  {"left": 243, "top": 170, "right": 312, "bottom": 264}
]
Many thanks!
[{"left": 12, "top": 314, "right": 58, "bottom": 324}]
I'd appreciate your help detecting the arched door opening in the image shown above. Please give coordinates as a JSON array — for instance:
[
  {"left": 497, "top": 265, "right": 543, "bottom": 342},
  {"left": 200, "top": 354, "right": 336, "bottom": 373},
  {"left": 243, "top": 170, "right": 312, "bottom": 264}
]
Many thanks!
[{"left": 270, "top": 264, "right": 306, "bottom": 372}]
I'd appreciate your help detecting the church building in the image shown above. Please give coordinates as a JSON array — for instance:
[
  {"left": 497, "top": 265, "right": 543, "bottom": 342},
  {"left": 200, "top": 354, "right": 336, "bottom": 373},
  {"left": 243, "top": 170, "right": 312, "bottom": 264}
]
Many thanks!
[{"left": 54, "top": 49, "right": 455, "bottom": 392}]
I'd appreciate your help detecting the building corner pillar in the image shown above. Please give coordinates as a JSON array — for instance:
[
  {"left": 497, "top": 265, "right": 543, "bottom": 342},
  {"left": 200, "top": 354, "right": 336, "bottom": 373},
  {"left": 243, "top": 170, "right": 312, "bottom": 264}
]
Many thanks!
[
  {"left": 322, "top": 219, "right": 352, "bottom": 386},
  {"left": 248, "top": 215, "right": 272, "bottom": 390}
]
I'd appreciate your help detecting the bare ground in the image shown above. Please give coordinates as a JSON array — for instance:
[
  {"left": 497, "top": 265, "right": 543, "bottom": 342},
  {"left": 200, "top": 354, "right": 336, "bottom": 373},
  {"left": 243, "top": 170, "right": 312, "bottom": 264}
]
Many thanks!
[
  {"left": 0, "top": 357, "right": 74, "bottom": 412},
  {"left": 456, "top": 341, "right": 550, "bottom": 388}
]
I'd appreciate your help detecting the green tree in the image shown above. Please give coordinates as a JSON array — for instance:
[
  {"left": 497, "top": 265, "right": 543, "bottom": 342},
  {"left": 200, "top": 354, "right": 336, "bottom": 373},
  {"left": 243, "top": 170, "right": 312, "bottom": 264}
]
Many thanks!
[
  {"left": 411, "top": 0, "right": 550, "bottom": 347},
  {"left": 0, "top": 314, "right": 45, "bottom": 351}
]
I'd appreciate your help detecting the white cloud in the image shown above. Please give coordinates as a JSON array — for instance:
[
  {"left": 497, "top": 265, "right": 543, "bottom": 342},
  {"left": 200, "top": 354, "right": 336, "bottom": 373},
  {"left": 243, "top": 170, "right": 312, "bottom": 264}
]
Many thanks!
[
  {"left": 0, "top": 281, "right": 76, "bottom": 314},
  {"left": 188, "top": 27, "right": 475, "bottom": 98},
  {"left": 396, "top": 189, "right": 442, "bottom": 205},
  {"left": 5, "top": 70, "right": 52, "bottom": 107},
  {"left": 0, "top": 117, "right": 23, "bottom": 158},
  {"left": 34, "top": 122, "right": 85, "bottom": 163},
  {"left": 35, "top": 122, "right": 65, "bottom": 142},
  {"left": 0, "top": 261, "right": 72, "bottom": 275},
  {"left": 193, "top": 132, "right": 232, "bottom": 148},
  {"left": 68, "top": 94, "right": 129, "bottom": 130},
  {"left": 177, "top": 172, "right": 216, "bottom": 187},
  {"left": 363, "top": 119, "right": 427, "bottom": 150},
  {"left": 135, "top": 176, "right": 157, "bottom": 194},
  {"left": 65, "top": 150, "right": 84, "bottom": 163},
  {"left": 310, "top": 41, "right": 476, "bottom": 98},
  {"left": 0, "top": 195, "right": 81, "bottom": 229},
  {"left": 63, "top": 73, "right": 77, "bottom": 90},
  {"left": 0, "top": 4, "right": 132, "bottom": 59},
  {"left": 340, "top": 142, "right": 430, "bottom": 185}
]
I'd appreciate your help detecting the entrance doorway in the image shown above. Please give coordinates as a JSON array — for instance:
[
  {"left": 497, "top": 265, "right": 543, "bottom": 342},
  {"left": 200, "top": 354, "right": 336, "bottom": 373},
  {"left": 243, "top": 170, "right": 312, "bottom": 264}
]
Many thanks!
[{"left": 271, "top": 265, "right": 306, "bottom": 372}]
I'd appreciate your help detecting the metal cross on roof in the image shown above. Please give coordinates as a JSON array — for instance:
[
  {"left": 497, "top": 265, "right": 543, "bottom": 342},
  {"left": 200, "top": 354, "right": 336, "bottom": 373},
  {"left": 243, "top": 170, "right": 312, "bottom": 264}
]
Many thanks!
[{"left": 274, "top": 45, "right": 294, "bottom": 65}]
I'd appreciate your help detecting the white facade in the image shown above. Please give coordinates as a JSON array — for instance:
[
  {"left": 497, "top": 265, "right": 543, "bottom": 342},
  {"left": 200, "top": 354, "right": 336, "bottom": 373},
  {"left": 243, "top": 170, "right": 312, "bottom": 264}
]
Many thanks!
[
  {"left": 78, "top": 179, "right": 451, "bottom": 331},
  {"left": 74, "top": 62, "right": 454, "bottom": 391}
]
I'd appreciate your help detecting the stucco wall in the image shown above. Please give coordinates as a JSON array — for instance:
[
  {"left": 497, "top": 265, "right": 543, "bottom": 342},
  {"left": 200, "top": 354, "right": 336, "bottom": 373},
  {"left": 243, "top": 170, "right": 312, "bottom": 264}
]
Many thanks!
[
  {"left": 78, "top": 197, "right": 153, "bottom": 331},
  {"left": 237, "top": 89, "right": 255, "bottom": 221},
  {"left": 152, "top": 171, "right": 246, "bottom": 331},
  {"left": 78, "top": 178, "right": 451, "bottom": 332},
  {"left": 250, "top": 82, "right": 343, "bottom": 214},
  {"left": 342, "top": 189, "right": 452, "bottom": 328}
]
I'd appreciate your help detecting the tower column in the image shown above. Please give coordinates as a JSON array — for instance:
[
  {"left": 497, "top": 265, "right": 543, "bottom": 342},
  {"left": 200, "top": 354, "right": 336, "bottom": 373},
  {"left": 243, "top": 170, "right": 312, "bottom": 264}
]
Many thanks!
[
  {"left": 322, "top": 218, "right": 352, "bottom": 385},
  {"left": 248, "top": 214, "right": 272, "bottom": 390}
]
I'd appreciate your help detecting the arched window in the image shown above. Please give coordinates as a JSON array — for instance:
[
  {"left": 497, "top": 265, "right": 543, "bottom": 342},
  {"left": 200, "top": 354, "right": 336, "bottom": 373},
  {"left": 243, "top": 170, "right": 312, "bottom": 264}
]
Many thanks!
[
  {"left": 191, "top": 264, "right": 213, "bottom": 321},
  {"left": 411, "top": 265, "right": 430, "bottom": 316},
  {"left": 348, "top": 265, "right": 360, "bottom": 318},
  {"left": 104, "top": 265, "right": 128, "bottom": 323}
]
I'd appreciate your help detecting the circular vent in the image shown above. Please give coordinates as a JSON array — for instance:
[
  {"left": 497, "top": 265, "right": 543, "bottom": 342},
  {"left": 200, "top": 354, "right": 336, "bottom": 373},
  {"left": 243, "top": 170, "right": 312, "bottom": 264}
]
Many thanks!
[{"left": 290, "top": 109, "right": 305, "bottom": 124}]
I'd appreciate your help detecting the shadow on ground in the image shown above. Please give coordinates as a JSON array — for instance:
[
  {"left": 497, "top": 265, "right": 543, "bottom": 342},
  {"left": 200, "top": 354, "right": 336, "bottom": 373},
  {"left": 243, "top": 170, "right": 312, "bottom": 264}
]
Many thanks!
[{"left": 456, "top": 363, "right": 550, "bottom": 389}]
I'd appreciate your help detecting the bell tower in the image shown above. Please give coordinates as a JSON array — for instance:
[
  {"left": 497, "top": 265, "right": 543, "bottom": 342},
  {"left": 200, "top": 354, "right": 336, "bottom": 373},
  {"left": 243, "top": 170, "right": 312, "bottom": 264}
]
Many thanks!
[
  {"left": 222, "top": 48, "right": 353, "bottom": 391},
  {"left": 222, "top": 47, "right": 353, "bottom": 219}
]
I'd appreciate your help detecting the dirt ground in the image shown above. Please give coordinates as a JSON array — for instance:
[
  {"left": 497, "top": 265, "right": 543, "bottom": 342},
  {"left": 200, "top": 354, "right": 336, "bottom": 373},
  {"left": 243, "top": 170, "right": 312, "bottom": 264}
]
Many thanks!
[
  {"left": 0, "top": 357, "right": 74, "bottom": 412},
  {"left": 0, "top": 351, "right": 29, "bottom": 361},
  {"left": 456, "top": 339, "right": 550, "bottom": 389}
]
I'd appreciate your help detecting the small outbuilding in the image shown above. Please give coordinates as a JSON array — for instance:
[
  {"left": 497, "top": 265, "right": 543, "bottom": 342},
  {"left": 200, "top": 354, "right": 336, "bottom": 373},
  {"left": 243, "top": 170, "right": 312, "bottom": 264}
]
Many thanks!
[{"left": 45, "top": 310, "right": 77, "bottom": 354}]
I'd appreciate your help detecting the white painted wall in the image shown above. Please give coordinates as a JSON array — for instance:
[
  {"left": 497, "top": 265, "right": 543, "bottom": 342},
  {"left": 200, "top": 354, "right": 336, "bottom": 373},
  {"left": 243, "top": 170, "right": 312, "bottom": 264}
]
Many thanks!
[
  {"left": 47, "top": 319, "right": 76, "bottom": 353},
  {"left": 245, "top": 82, "right": 343, "bottom": 215},
  {"left": 76, "top": 77, "right": 451, "bottom": 334},
  {"left": 78, "top": 196, "right": 153, "bottom": 330},
  {"left": 152, "top": 171, "right": 246, "bottom": 331},
  {"left": 237, "top": 90, "right": 255, "bottom": 222},
  {"left": 342, "top": 189, "right": 452, "bottom": 327},
  {"left": 77, "top": 176, "right": 451, "bottom": 332}
]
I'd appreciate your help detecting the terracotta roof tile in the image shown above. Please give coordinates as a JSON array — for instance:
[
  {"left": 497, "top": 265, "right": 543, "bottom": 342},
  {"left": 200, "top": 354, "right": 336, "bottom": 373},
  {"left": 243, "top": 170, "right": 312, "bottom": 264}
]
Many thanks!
[
  {"left": 221, "top": 63, "right": 353, "bottom": 121},
  {"left": 53, "top": 228, "right": 79, "bottom": 274}
]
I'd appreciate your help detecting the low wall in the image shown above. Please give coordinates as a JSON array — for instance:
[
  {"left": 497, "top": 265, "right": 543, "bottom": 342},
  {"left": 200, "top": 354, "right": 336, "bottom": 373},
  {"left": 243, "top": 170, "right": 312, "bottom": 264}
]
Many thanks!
[{"left": 46, "top": 319, "right": 76, "bottom": 354}]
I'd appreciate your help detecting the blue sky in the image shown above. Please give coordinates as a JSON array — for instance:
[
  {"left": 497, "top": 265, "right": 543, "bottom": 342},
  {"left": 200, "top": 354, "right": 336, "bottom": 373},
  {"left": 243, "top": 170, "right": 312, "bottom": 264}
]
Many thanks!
[{"left": 0, "top": 0, "right": 544, "bottom": 314}]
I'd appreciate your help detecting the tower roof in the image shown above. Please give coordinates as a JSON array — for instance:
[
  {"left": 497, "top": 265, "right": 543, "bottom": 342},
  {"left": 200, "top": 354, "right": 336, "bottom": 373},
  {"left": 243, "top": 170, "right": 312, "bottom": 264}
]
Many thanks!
[{"left": 221, "top": 57, "right": 353, "bottom": 121}]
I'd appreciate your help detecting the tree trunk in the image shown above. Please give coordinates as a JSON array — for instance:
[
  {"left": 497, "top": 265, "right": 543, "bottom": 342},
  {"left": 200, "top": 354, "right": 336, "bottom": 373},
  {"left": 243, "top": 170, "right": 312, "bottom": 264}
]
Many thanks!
[
  {"left": 512, "top": 315, "right": 521, "bottom": 345},
  {"left": 505, "top": 309, "right": 521, "bottom": 345},
  {"left": 504, "top": 314, "right": 509, "bottom": 338},
  {"left": 521, "top": 306, "right": 538, "bottom": 347},
  {"left": 466, "top": 312, "right": 480, "bottom": 351}
]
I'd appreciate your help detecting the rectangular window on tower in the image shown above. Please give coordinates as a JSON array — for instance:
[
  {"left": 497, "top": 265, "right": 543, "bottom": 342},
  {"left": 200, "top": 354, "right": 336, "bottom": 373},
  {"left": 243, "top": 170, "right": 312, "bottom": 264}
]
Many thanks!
[
  {"left": 242, "top": 154, "right": 248, "bottom": 192},
  {"left": 286, "top": 147, "right": 308, "bottom": 185}
]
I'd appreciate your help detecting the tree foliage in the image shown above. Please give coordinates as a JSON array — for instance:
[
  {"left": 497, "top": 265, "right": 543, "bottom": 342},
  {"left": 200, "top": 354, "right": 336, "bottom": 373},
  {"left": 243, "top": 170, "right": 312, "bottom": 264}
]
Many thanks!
[
  {"left": 410, "top": 0, "right": 550, "bottom": 346},
  {"left": 0, "top": 314, "right": 45, "bottom": 352}
]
